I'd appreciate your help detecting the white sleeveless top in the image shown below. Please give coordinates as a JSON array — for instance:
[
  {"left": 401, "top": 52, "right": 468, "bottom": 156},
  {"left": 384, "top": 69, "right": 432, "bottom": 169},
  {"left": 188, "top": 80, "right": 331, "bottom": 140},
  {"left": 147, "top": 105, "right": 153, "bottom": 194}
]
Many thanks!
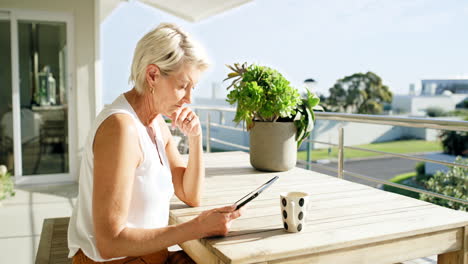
[{"left": 68, "top": 94, "right": 174, "bottom": 261}]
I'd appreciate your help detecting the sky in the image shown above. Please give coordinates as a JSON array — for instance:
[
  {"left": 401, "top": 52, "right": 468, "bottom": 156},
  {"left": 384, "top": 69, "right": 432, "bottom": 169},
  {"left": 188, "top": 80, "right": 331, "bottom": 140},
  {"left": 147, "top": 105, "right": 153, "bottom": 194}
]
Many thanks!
[{"left": 101, "top": 0, "right": 468, "bottom": 104}]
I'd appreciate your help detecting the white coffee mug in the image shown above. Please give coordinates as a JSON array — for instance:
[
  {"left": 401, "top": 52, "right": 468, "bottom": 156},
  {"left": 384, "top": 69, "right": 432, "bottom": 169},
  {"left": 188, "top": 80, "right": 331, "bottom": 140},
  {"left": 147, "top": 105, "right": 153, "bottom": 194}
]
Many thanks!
[{"left": 280, "top": 192, "right": 309, "bottom": 233}]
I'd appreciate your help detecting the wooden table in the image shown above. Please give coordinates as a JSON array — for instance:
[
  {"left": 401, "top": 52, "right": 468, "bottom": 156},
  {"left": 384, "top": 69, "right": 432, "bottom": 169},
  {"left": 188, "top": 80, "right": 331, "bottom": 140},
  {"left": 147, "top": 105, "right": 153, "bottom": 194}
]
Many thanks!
[{"left": 170, "top": 152, "right": 468, "bottom": 264}]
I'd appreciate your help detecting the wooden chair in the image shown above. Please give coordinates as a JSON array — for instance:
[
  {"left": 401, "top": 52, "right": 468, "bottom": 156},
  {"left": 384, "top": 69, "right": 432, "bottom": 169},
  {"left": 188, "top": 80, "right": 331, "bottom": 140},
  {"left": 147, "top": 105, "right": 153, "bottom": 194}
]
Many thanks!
[
  {"left": 33, "top": 120, "right": 67, "bottom": 173},
  {"left": 36, "top": 217, "right": 71, "bottom": 264}
]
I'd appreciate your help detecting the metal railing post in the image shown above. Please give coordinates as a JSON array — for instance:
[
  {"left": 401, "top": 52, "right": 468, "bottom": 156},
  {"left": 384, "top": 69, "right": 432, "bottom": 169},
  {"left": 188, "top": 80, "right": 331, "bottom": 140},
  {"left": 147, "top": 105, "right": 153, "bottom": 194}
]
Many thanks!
[
  {"left": 337, "top": 127, "right": 344, "bottom": 179},
  {"left": 206, "top": 113, "right": 211, "bottom": 153},
  {"left": 220, "top": 111, "right": 225, "bottom": 125},
  {"left": 306, "top": 134, "right": 312, "bottom": 170}
]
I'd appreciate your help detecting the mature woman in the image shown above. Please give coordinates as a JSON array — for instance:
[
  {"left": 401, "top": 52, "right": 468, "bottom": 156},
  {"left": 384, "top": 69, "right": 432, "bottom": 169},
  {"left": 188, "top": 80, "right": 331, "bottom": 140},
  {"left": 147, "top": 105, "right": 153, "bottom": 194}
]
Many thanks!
[{"left": 68, "top": 23, "right": 243, "bottom": 264}]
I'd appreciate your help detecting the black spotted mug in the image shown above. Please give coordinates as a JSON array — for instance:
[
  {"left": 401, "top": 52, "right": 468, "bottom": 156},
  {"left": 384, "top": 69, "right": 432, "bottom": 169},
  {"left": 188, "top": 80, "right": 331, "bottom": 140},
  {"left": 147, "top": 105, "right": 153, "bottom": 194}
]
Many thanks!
[{"left": 280, "top": 192, "right": 310, "bottom": 233}]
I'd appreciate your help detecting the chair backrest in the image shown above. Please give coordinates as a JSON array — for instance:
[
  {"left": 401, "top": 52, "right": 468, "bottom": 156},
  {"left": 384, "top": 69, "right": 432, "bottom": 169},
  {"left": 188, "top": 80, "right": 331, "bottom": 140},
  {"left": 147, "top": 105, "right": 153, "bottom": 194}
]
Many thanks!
[{"left": 40, "top": 120, "right": 66, "bottom": 144}]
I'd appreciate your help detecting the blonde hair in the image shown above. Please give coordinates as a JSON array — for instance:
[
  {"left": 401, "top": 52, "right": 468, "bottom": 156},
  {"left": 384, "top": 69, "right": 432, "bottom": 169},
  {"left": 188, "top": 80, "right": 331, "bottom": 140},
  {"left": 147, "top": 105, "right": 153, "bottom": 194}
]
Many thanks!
[{"left": 129, "top": 23, "right": 210, "bottom": 93}]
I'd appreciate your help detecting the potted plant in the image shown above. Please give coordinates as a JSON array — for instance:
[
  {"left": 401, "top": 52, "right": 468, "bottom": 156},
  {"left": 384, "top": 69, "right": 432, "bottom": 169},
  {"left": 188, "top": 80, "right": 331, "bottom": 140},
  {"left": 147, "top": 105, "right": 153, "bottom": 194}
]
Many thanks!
[
  {"left": 224, "top": 63, "right": 321, "bottom": 171},
  {"left": 0, "top": 165, "right": 15, "bottom": 203}
]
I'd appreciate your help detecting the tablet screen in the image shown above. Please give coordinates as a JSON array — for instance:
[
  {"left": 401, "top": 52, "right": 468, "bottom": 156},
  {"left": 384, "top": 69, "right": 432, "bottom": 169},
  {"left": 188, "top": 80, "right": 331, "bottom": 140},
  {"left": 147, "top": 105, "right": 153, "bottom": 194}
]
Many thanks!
[{"left": 234, "top": 176, "right": 279, "bottom": 210}]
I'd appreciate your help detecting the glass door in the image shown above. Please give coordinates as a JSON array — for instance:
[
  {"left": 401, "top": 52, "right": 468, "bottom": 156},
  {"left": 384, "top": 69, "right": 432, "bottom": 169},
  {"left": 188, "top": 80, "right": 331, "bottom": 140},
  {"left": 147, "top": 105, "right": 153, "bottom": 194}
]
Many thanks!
[
  {"left": 18, "top": 20, "right": 69, "bottom": 175},
  {"left": 0, "top": 9, "right": 74, "bottom": 184},
  {"left": 0, "top": 12, "right": 14, "bottom": 176}
]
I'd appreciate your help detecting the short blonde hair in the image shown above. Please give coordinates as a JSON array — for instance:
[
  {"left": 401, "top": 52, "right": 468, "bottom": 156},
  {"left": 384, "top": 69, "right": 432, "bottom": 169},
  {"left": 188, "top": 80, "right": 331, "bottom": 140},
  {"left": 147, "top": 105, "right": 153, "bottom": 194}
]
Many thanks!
[{"left": 129, "top": 23, "right": 210, "bottom": 93}]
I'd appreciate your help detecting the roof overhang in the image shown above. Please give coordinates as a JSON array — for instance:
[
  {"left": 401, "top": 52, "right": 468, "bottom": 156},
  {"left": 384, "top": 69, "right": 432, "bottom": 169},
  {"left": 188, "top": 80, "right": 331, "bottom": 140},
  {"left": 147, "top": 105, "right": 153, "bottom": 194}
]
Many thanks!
[{"left": 137, "top": 0, "right": 253, "bottom": 22}]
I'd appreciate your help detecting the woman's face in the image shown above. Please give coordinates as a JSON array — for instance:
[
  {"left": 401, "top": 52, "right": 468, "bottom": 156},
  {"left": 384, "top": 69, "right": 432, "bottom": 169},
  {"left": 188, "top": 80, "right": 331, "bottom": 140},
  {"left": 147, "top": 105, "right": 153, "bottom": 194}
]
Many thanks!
[{"left": 151, "top": 64, "right": 201, "bottom": 117}]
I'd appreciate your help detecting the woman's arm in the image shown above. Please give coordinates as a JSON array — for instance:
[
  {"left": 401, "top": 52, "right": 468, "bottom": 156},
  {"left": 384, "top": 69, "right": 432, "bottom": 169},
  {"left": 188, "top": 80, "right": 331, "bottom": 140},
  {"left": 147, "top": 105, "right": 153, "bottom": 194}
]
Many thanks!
[
  {"left": 92, "top": 114, "right": 239, "bottom": 259},
  {"left": 160, "top": 109, "right": 204, "bottom": 207}
]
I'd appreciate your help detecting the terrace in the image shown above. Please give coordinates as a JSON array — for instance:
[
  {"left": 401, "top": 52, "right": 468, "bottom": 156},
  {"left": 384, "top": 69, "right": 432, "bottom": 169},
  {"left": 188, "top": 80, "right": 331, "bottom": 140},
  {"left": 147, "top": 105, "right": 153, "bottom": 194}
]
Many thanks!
[
  {"left": 0, "top": 1, "right": 467, "bottom": 263},
  {"left": 1, "top": 111, "right": 467, "bottom": 263}
]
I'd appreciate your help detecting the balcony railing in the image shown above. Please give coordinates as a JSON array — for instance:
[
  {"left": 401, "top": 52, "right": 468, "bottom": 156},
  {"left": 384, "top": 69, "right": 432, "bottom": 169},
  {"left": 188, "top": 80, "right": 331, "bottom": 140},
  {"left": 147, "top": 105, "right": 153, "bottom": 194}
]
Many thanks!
[{"left": 192, "top": 106, "right": 468, "bottom": 207}]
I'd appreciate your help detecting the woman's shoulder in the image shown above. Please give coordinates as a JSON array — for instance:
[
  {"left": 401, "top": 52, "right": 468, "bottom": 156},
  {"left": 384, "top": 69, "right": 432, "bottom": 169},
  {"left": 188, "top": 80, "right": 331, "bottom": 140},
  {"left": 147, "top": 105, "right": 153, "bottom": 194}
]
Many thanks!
[
  {"left": 99, "top": 113, "right": 138, "bottom": 135},
  {"left": 92, "top": 113, "right": 141, "bottom": 160},
  {"left": 94, "top": 114, "right": 139, "bottom": 149}
]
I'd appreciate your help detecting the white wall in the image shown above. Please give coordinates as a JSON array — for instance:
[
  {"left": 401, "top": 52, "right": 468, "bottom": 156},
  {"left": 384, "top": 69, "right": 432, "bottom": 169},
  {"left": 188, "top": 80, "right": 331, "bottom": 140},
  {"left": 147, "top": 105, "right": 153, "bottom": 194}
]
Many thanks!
[
  {"left": 391, "top": 95, "right": 413, "bottom": 114},
  {"left": 392, "top": 94, "right": 467, "bottom": 115},
  {"left": 412, "top": 96, "right": 457, "bottom": 115}
]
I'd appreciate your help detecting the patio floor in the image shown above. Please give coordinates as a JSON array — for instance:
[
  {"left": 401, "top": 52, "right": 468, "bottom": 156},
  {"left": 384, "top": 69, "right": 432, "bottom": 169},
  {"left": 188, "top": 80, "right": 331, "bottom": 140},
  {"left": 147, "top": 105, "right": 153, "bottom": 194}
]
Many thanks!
[
  {"left": 0, "top": 183, "right": 77, "bottom": 264},
  {"left": 0, "top": 182, "right": 437, "bottom": 264}
]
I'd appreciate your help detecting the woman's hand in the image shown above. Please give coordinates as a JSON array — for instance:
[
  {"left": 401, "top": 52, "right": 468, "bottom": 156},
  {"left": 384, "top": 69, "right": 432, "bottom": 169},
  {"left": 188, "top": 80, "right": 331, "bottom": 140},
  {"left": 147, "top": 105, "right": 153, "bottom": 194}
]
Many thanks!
[
  {"left": 191, "top": 205, "right": 244, "bottom": 237},
  {"left": 170, "top": 107, "right": 201, "bottom": 137}
]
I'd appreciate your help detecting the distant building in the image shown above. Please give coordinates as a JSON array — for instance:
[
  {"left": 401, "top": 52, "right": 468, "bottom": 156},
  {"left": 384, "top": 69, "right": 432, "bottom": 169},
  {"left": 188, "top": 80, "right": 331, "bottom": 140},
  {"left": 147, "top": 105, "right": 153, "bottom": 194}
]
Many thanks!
[
  {"left": 391, "top": 94, "right": 466, "bottom": 115},
  {"left": 421, "top": 79, "right": 468, "bottom": 95},
  {"left": 392, "top": 79, "right": 468, "bottom": 115}
]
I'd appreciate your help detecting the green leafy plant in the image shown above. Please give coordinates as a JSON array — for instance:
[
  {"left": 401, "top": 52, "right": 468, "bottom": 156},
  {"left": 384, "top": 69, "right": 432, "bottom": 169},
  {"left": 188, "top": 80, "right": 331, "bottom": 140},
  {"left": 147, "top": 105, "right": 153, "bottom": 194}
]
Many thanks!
[
  {"left": 0, "top": 165, "right": 15, "bottom": 201},
  {"left": 425, "top": 107, "right": 447, "bottom": 117},
  {"left": 439, "top": 130, "right": 468, "bottom": 157},
  {"left": 224, "top": 63, "right": 321, "bottom": 148},
  {"left": 420, "top": 156, "right": 467, "bottom": 211},
  {"left": 415, "top": 162, "right": 432, "bottom": 182},
  {"left": 294, "top": 89, "right": 321, "bottom": 147}
]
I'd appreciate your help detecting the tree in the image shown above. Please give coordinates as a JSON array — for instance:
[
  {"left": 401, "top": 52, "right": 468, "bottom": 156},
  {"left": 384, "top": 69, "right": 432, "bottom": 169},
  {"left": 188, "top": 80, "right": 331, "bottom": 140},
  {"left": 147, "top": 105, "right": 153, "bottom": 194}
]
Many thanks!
[
  {"left": 439, "top": 130, "right": 468, "bottom": 156},
  {"left": 420, "top": 156, "right": 467, "bottom": 211},
  {"left": 326, "top": 72, "right": 393, "bottom": 114}
]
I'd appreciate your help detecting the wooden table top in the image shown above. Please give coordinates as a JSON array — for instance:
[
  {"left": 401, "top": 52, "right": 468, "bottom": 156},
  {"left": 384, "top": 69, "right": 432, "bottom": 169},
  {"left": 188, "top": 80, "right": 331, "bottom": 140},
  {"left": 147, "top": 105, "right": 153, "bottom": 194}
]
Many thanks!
[{"left": 170, "top": 152, "right": 468, "bottom": 264}]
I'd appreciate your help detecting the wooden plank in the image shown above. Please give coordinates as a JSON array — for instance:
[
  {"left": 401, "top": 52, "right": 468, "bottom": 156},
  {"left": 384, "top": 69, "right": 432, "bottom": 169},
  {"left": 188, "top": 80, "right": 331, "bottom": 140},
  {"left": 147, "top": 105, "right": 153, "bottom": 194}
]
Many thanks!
[
  {"left": 214, "top": 204, "right": 439, "bottom": 240},
  {"left": 207, "top": 170, "right": 337, "bottom": 183},
  {"left": 438, "top": 226, "right": 468, "bottom": 264},
  {"left": 174, "top": 192, "right": 434, "bottom": 228},
  {"left": 172, "top": 179, "right": 351, "bottom": 207},
  {"left": 35, "top": 217, "right": 71, "bottom": 264},
  {"left": 171, "top": 183, "right": 433, "bottom": 221},
  {"left": 200, "top": 176, "right": 364, "bottom": 196},
  {"left": 178, "top": 238, "right": 226, "bottom": 264},
  {"left": 170, "top": 187, "right": 382, "bottom": 219},
  {"left": 171, "top": 188, "right": 381, "bottom": 224},
  {"left": 464, "top": 226, "right": 468, "bottom": 264},
  {"left": 51, "top": 218, "right": 71, "bottom": 264},
  {"left": 438, "top": 251, "right": 461, "bottom": 264},
  {"left": 269, "top": 228, "right": 462, "bottom": 264},
  {"left": 36, "top": 218, "right": 55, "bottom": 264},
  {"left": 222, "top": 205, "right": 438, "bottom": 237},
  {"left": 175, "top": 181, "right": 373, "bottom": 209}
]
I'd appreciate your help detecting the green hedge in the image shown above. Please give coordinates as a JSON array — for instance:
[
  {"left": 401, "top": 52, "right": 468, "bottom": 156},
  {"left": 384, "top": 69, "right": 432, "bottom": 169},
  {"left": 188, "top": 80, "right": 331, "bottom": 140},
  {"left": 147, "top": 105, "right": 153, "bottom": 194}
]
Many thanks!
[{"left": 383, "top": 172, "right": 420, "bottom": 199}]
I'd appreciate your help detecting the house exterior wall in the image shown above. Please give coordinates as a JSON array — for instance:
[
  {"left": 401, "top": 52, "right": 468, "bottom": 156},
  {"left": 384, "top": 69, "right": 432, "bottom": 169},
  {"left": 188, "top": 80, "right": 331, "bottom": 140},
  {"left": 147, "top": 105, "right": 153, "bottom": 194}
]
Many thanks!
[
  {"left": 392, "top": 94, "right": 466, "bottom": 115},
  {"left": 0, "top": 0, "right": 96, "bottom": 178},
  {"left": 391, "top": 95, "right": 413, "bottom": 114},
  {"left": 411, "top": 96, "right": 456, "bottom": 115}
]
